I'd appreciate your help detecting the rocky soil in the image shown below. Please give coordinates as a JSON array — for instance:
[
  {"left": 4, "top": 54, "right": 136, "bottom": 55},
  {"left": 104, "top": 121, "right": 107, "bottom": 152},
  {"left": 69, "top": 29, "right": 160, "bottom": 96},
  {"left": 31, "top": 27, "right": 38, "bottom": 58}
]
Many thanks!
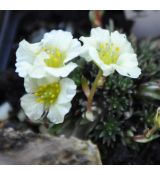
[{"left": 0, "top": 125, "right": 102, "bottom": 165}]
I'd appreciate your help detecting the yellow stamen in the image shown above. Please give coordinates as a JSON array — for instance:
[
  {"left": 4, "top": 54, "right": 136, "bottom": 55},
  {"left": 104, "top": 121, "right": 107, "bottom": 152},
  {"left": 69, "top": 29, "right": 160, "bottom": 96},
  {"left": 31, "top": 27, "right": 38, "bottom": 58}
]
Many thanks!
[
  {"left": 44, "top": 48, "right": 66, "bottom": 68},
  {"left": 98, "top": 42, "right": 120, "bottom": 65},
  {"left": 34, "top": 82, "right": 61, "bottom": 106}
]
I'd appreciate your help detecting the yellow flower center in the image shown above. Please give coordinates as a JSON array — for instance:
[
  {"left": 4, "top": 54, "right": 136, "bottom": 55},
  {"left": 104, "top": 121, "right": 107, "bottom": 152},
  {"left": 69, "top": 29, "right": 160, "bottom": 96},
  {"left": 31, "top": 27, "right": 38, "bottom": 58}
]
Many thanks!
[
  {"left": 98, "top": 42, "right": 120, "bottom": 65},
  {"left": 44, "top": 48, "right": 66, "bottom": 68},
  {"left": 34, "top": 82, "right": 61, "bottom": 106}
]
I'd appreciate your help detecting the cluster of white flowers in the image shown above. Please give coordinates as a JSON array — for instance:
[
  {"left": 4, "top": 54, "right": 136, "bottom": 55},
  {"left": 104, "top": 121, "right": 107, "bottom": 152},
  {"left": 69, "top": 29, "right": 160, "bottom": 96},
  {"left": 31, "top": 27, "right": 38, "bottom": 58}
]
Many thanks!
[
  {"left": 16, "top": 27, "right": 141, "bottom": 124},
  {"left": 16, "top": 30, "right": 79, "bottom": 124}
]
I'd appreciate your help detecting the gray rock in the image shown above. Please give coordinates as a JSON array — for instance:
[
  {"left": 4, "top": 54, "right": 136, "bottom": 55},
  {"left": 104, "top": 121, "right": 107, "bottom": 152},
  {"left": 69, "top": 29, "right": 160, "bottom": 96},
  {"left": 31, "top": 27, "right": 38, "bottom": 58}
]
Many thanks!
[
  {"left": 125, "top": 11, "right": 160, "bottom": 39},
  {"left": 0, "top": 127, "right": 102, "bottom": 165}
]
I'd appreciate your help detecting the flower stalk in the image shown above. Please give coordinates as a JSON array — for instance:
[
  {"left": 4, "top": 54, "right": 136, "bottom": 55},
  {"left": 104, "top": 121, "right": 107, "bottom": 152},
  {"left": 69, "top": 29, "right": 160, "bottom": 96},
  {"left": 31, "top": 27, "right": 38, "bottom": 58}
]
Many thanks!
[
  {"left": 87, "top": 69, "right": 103, "bottom": 113},
  {"left": 144, "top": 126, "right": 158, "bottom": 138}
]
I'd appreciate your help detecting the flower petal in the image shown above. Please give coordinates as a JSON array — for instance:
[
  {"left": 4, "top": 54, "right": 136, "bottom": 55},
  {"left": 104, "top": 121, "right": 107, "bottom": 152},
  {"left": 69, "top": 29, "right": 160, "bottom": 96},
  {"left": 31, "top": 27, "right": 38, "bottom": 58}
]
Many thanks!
[
  {"left": 36, "top": 76, "right": 59, "bottom": 86},
  {"left": 80, "top": 28, "right": 110, "bottom": 62},
  {"left": 89, "top": 47, "right": 115, "bottom": 76},
  {"left": 80, "top": 36, "right": 98, "bottom": 48},
  {"left": 24, "top": 76, "right": 59, "bottom": 93},
  {"left": 91, "top": 27, "right": 110, "bottom": 43},
  {"left": 47, "top": 103, "right": 71, "bottom": 124},
  {"left": 21, "top": 94, "right": 44, "bottom": 120},
  {"left": 44, "top": 62, "right": 77, "bottom": 77},
  {"left": 29, "top": 52, "right": 51, "bottom": 78},
  {"left": 24, "top": 77, "right": 38, "bottom": 93},
  {"left": 16, "top": 39, "right": 40, "bottom": 63},
  {"left": 79, "top": 36, "right": 99, "bottom": 62},
  {"left": 33, "top": 51, "right": 48, "bottom": 66},
  {"left": 116, "top": 53, "right": 139, "bottom": 67},
  {"left": 115, "top": 53, "right": 141, "bottom": 78},
  {"left": 111, "top": 31, "right": 134, "bottom": 54},
  {"left": 64, "top": 38, "right": 81, "bottom": 63},
  {"left": 56, "top": 78, "right": 76, "bottom": 104},
  {"left": 29, "top": 65, "right": 46, "bottom": 78},
  {"left": 15, "top": 61, "right": 32, "bottom": 78},
  {"left": 42, "top": 30, "right": 73, "bottom": 52}
]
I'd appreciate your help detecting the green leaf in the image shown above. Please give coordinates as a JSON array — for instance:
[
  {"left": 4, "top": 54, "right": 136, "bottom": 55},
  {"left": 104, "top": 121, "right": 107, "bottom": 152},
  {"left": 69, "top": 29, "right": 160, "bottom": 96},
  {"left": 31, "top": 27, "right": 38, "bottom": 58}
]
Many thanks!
[{"left": 134, "top": 134, "right": 160, "bottom": 143}]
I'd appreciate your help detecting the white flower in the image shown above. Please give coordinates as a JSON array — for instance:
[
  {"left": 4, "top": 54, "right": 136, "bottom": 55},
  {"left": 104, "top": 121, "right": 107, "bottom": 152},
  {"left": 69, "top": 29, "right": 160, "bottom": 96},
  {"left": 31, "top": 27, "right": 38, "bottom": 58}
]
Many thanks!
[
  {"left": 16, "top": 30, "right": 81, "bottom": 78},
  {"left": 80, "top": 27, "right": 141, "bottom": 78},
  {"left": 20, "top": 76, "right": 76, "bottom": 124}
]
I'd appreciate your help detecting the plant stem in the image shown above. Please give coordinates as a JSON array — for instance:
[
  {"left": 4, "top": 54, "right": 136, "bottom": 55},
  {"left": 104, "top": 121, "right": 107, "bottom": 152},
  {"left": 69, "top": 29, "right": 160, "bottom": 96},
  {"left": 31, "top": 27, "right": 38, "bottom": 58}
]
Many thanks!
[
  {"left": 145, "top": 126, "right": 158, "bottom": 138},
  {"left": 87, "top": 69, "right": 103, "bottom": 112}
]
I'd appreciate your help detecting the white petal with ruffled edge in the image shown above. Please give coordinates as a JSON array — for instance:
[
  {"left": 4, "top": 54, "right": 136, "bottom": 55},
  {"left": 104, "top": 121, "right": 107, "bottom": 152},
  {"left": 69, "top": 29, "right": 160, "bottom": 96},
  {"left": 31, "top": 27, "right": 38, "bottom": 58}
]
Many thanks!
[
  {"left": 15, "top": 61, "right": 33, "bottom": 78},
  {"left": 16, "top": 40, "right": 40, "bottom": 63},
  {"left": 114, "top": 53, "right": 141, "bottom": 78},
  {"left": 21, "top": 94, "right": 44, "bottom": 120},
  {"left": 91, "top": 27, "right": 110, "bottom": 43},
  {"left": 56, "top": 78, "right": 77, "bottom": 104},
  {"left": 42, "top": 30, "right": 73, "bottom": 52},
  {"left": 44, "top": 62, "right": 77, "bottom": 77},
  {"left": 28, "top": 65, "right": 47, "bottom": 79},
  {"left": 24, "top": 77, "right": 38, "bottom": 93},
  {"left": 111, "top": 31, "right": 134, "bottom": 54},
  {"left": 64, "top": 39, "right": 81, "bottom": 63},
  {"left": 47, "top": 103, "right": 71, "bottom": 124}
]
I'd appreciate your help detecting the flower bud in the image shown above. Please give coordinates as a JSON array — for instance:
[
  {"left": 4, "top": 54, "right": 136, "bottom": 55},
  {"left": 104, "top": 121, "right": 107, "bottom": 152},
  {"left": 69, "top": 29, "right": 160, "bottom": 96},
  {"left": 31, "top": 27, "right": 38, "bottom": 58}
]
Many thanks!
[
  {"left": 97, "top": 77, "right": 105, "bottom": 88},
  {"left": 89, "top": 11, "right": 104, "bottom": 27}
]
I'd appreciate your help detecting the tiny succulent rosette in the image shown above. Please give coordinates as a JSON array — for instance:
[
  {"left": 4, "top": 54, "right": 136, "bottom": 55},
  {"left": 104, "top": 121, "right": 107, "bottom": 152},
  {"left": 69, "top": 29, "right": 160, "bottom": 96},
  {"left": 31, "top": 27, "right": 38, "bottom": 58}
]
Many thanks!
[
  {"left": 80, "top": 27, "right": 141, "bottom": 78},
  {"left": 16, "top": 30, "right": 81, "bottom": 78},
  {"left": 20, "top": 77, "right": 76, "bottom": 124}
]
